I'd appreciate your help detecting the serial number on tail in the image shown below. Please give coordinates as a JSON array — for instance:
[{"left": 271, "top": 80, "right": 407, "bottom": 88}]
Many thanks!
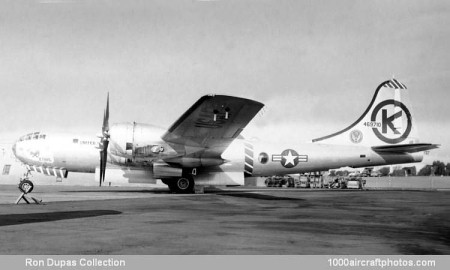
[{"left": 363, "top": 121, "right": 381, "bottom": 128}]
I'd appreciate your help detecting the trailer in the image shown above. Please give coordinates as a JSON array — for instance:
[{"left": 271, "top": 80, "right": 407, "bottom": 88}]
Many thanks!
[{"left": 328, "top": 177, "right": 366, "bottom": 189}]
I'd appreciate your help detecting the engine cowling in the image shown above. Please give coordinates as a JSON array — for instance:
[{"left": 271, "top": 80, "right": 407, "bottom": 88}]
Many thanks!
[{"left": 108, "top": 122, "right": 168, "bottom": 158}]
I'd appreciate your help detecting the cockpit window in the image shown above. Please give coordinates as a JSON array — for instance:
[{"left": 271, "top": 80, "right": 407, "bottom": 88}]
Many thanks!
[
  {"left": 19, "top": 132, "right": 46, "bottom": 141},
  {"left": 73, "top": 139, "right": 79, "bottom": 144}
]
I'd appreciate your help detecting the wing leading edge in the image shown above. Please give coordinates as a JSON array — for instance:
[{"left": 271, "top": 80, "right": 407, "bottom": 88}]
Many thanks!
[{"left": 162, "top": 95, "right": 264, "bottom": 157}]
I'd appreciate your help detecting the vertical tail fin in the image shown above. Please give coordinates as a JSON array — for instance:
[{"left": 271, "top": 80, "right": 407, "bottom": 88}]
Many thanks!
[{"left": 312, "top": 79, "right": 420, "bottom": 146}]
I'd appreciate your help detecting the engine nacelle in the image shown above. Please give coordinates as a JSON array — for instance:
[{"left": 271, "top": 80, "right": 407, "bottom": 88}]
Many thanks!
[
  {"left": 108, "top": 122, "right": 168, "bottom": 157},
  {"left": 153, "top": 161, "right": 182, "bottom": 178},
  {"left": 134, "top": 145, "right": 165, "bottom": 157},
  {"left": 164, "top": 157, "right": 225, "bottom": 168}
]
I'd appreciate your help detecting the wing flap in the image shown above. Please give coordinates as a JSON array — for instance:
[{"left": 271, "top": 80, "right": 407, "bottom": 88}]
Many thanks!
[{"left": 372, "top": 143, "right": 439, "bottom": 153}]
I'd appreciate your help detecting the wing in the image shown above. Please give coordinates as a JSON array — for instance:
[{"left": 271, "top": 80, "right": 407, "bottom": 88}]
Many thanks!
[
  {"left": 372, "top": 143, "right": 439, "bottom": 153},
  {"left": 162, "top": 95, "right": 264, "bottom": 157}
]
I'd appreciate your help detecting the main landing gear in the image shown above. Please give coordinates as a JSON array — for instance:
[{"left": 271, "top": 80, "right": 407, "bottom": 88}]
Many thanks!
[
  {"left": 16, "top": 171, "right": 41, "bottom": 204},
  {"left": 163, "top": 175, "right": 195, "bottom": 194}
]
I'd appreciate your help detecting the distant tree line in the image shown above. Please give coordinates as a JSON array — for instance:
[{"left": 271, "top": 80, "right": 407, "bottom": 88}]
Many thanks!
[
  {"left": 328, "top": 161, "right": 450, "bottom": 177},
  {"left": 418, "top": 161, "right": 450, "bottom": 176},
  {"left": 378, "top": 167, "right": 390, "bottom": 176},
  {"left": 329, "top": 170, "right": 348, "bottom": 177}
]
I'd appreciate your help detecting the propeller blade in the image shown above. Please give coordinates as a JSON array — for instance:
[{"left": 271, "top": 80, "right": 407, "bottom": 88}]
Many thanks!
[
  {"left": 99, "top": 151, "right": 104, "bottom": 187},
  {"left": 103, "top": 93, "right": 109, "bottom": 134},
  {"left": 99, "top": 93, "right": 110, "bottom": 186},
  {"left": 100, "top": 141, "right": 109, "bottom": 185}
]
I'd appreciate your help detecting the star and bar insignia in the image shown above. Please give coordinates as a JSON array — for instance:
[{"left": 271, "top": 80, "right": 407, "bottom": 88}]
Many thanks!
[{"left": 272, "top": 149, "right": 308, "bottom": 168}]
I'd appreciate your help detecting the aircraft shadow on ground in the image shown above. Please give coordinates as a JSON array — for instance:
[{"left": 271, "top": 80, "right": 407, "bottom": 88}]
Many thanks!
[
  {"left": 62, "top": 189, "right": 168, "bottom": 194},
  {"left": 0, "top": 210, "right": 122, "bottom": 227},
  {"left": 62, "top": 189, "right": 307, "bottom": 200},
  {"left": 214, "top": 192, "right": 304, "bottom": 201}
]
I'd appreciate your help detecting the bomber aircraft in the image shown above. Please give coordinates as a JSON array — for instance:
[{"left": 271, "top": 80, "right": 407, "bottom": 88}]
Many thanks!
[{"left": 13, "top": 79, "right": 438, "bottom": 193}]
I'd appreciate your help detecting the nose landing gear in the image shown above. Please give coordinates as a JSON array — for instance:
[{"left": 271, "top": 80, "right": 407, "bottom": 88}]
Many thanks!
[
  {"left": 15, "top": 171, "right": 42, "bottom": 204},
  {"left": 19, "top": 179, "right": 34, "bottom": 194}
]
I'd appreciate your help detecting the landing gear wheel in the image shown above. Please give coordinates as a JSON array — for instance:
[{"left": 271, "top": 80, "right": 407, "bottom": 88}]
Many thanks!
[
  {"left": 19, "top": 179, "right": 34, "bottom": 194},
  {"left": 164, "top": 176, "right": 195, "bottom": 193},
  {"left": 161, "top": 179, "right": 170, "bottom": 186},
  {"left": 175, "top": 176, "right": 194, "bottom": 193},
  {"left": 177, "top": 177, "right": 190, "bottom": 189}
]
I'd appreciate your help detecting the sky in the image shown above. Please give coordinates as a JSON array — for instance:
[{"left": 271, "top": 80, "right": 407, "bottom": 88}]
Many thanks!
[{"left": 1, "top": 0, "right": 449, "bottom": 164}]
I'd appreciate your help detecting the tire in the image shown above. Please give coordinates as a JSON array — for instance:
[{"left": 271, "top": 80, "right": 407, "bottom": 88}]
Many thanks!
[
  {"left": 167, "top": 176, "right": 195, "bottom": 194},
  {"left": 161, "top": 179, "right": 170, "bottom": 186},
  {"left": 167, "top": 183, "right": 176, "bottom": 193},
  {"left": 162, "top": 180, "right": 175, "bottom": 192},
  {"left": 19, "top": 179, "right": 34, "bottom": 194}
]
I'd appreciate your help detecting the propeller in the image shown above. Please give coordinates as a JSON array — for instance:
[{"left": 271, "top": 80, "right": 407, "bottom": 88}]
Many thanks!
[{"left": 99, "top": 93, "right": 110, "bottom": 186}]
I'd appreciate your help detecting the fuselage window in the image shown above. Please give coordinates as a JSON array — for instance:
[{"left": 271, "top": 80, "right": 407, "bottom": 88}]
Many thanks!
[
  {"left": 73, "top": 139, "right": 79, "bottom": 144},
  {"left": 258, "top": 152, "right": 269, "bottom": 164},
  {"left": 2, "top": 165, "right": 11, "bottom": 175}
]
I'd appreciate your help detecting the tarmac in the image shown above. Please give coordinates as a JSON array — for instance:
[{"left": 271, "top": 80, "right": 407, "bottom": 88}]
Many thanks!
[{"left": 0, "top": 184, "right": 449, "bottom": 255}]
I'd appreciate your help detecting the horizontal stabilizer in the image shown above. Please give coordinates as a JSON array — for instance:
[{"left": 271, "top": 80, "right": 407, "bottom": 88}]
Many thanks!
[{"left": 372, "top": 143, "right": 439, "bottom": 153}]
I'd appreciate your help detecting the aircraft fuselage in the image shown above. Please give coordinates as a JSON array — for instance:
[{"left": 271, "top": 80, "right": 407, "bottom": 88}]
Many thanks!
[
  {"left": 13, "top": 133, "right": 99, "bottom": 173},
  {"left": 13, "top": 131, "right": 423, "bottom": 181},
  {"left": 248, "top": 141, "right": 423, "bottom": 176}
]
